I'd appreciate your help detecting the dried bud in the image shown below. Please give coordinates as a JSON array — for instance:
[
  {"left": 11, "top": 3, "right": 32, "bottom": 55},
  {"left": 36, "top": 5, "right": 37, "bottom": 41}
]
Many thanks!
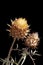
[{"left": 25, "top": 32, "right": 40, "bottom": 49}]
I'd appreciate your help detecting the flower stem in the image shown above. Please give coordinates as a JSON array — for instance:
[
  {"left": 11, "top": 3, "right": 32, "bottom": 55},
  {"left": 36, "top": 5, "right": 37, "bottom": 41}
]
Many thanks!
[
  {"left": 5, "top": 38, "right": 16, "bottom": 65},
  {"left": 8, "top": 38, "right": 16, "bottom": 58},
  {"left": 18, "top": 54, "right": 26, "bottom": 65},
  {"left": 21, "top": 55, "right": 26, "bottom": 65},
  {"left": 28, "top": 53, "right": 36, "bottom": 65}
]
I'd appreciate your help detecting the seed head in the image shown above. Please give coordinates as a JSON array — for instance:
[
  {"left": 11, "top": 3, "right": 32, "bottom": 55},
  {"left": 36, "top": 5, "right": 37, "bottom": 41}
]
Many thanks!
[
  {"left": 7, "top": 18, "right": 30, "bottom": 40},
  {"left": 25, "top": 32, "right": 40, "bottom": 49}
]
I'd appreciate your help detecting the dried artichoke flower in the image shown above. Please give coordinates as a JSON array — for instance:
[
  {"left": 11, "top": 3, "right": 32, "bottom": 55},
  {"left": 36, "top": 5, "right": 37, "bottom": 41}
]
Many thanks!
[
  {"left": 25, "top": 32, "right": 40, "bottom": 49},
  {"left": 7, "top": 18, "right": 30, "bottom": 40}
]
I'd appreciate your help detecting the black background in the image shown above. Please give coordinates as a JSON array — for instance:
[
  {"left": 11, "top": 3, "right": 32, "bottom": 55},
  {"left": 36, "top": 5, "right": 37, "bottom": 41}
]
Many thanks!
[{"left": 0, "top": 1, "right": 43, "bottom": 65}]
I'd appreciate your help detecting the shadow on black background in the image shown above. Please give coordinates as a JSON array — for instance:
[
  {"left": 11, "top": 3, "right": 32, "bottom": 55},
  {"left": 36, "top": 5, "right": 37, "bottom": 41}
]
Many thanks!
[{"left": 0, "top": 2, "right": 43, "bottom": 65}]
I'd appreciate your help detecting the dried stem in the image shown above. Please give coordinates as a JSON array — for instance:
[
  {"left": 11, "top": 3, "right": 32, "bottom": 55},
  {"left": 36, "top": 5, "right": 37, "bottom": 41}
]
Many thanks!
[
  {"left": 8, "top": 38, "right": 16, "bottom": 58},
  {"left": 5, "top": 38, "right": 16, "bottom": 65},
  {"left": 18, "top": 55, "right": 23, "bottom": 65},
  {"left": 28, "top": 52, "right": 36, "bottom": 65},
  {"left": 21, "top": 55, "right": 26, "bottom": 65},
  {"left": 12, "top": 49, "right": 21, "bottom": 51},
  {"left": 18, "top": 54, "right": 26, "bottom": 65},
  {"left": 33, "top": 53, "right": 41, "bottom": 56}
]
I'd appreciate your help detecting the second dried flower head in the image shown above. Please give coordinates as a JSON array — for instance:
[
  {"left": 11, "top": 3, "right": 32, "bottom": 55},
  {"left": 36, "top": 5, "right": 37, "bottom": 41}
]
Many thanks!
[{"left": 25, "top": 32, "right": 40, "bottom": 49}]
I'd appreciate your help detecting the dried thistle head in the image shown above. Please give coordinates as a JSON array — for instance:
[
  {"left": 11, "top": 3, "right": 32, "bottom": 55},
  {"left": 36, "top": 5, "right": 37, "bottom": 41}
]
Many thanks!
[
  {"left": 25, "top": 32, "right": 40, "bottom": 49},
  {"left": 7, "top": 18, "right": 30, "bottom": 40}
]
